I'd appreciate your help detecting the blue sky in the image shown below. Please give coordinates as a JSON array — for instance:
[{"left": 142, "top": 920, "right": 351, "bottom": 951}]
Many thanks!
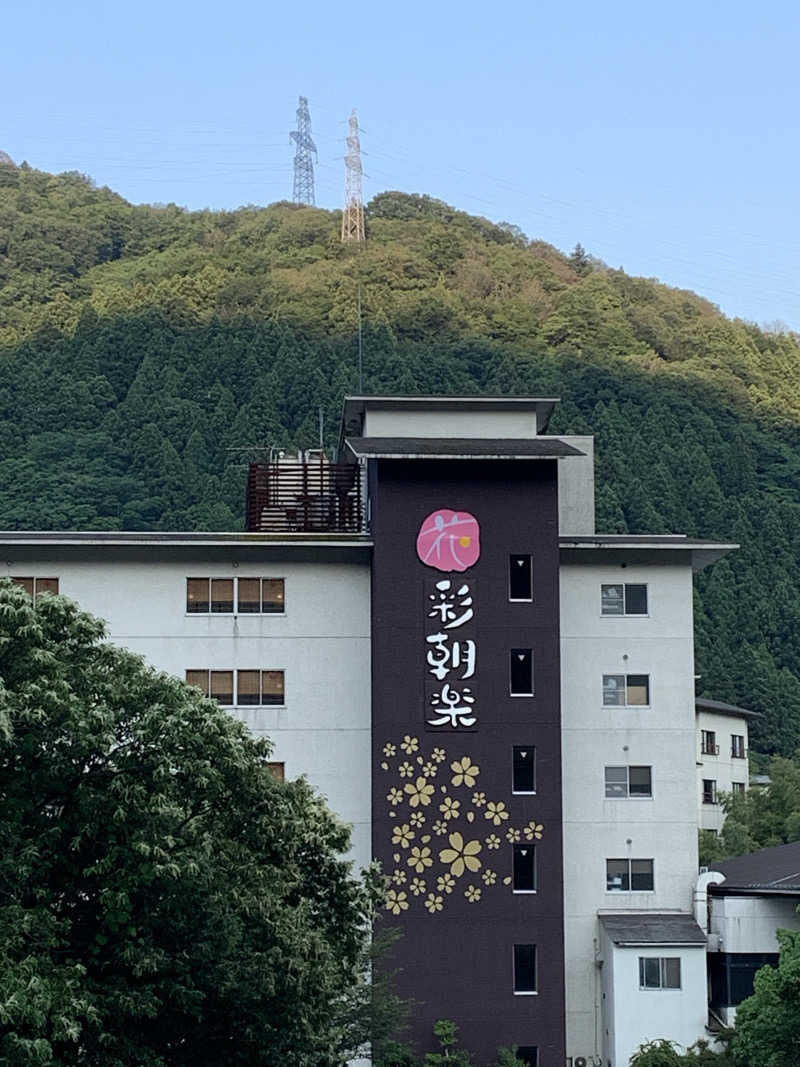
[{"left": 5, "top": 0, "right": 800, "bottom": 328}]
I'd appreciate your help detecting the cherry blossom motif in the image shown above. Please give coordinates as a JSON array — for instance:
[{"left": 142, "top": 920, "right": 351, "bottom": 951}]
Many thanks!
[
  {"left": 416, "top": 509, "right": 481, "bottom": 573},
  {"left": 398, "top": 761, "right": 414, "bottom": 779},
  {"left": 437, "top": 872, "right": 456, "bottom": 895},
  {"left": 439, "top": 796, "right": 461, "bottom": 820},
  {"left": 392, "top": 823, "right": 415, "bottom": 849},
  {"left": 484, "top": 800, "right": 509, "bottom": 826},
  {"left": 451, "top": 757, "right": 480, "bottom": 787},
  {"left": 506, "top": 827, "right": 521, "bottom": 843},
  {"left": 482, "top": 869, "right": 497, "bottom": 886},
  {"left": 464, "top": 884, "right": 482, "bottom": 903},
  {"left": 425, "top": 893, "right": 444, "bottom": 914},
  {"left": 432, "top": 748, "right": 447, "bottom": 763},
  {"left": 405, "top": 776, "right": 435, "bottom": 807},
  {"left": 400, "top": 735, "right": 419, "bottom": 755},
  {"left": 524, "top": 820, "right": 544, "bottom": 841},
  {"left": 422, "top": 760, "right": 438, "bottom": 778},
  {"left": 385, "top": 889, "right": 408, "bottom": 915},
  {"left": 432, "top": 819, "right": 448, "bottom": 836},
  {"left": 472, "top": 791, "right": 487, "bottom": 807},
  {"left": 407, "top": 846, "right": 433, "bottom": 873},
  {"left": 439, "top": 832, "right": 482, "bottom": 877},
  {"left": 392, "top": 869, "right": 407, "bottom": 885},
  {"left": 409, "top": 877, "right": 427, "bottom": 896},
  {"left": 386, "top": 787, "right": 403, "bottom": 806},
  {"left": 486, "top": 834, "right": 501, "bottom": 850},
  {"left": 410, "top": 811, "right": 426, "bottom": 828},
  {"left": 382, "top": 743, "right": 396, "bottom": 757}
]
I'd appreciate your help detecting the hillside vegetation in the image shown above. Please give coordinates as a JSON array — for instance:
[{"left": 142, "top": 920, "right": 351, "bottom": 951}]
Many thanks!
[{"left": 2, "top": 160, "right": 800, "bottom": 755}]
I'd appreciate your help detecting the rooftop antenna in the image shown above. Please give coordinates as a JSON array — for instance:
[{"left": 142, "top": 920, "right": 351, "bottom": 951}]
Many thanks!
[
  {"left": 290, "top": 96, "right": 317, "bottom": 205},
  {"left": 341, "top": 109, "right": 365, "bottom": 242}
]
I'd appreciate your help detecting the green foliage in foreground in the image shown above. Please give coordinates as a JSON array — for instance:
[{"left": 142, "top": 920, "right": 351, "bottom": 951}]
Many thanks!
[
  {"left": 3, "top": 167, "right": 800, "bottom": 755},
  {"left": 699, "top": 754, "right": 800, "bottom": 865},
  {"left": 375, "top": 1020, "right": 530, "bottom": 1067},
  {"left": 0, "top": 579, "right": 383, "bottom": 1065},
  {"left": 734, "top": 928, "right": 800, "bottom": 1067},
  {"left": 629, "top": 1039, "right": 734, "bottom": 1066}
]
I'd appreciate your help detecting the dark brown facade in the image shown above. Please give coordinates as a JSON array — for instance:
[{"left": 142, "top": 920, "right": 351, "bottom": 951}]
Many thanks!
[{"left": 370, "top": 458, "right": 565, "bottom": 1066}]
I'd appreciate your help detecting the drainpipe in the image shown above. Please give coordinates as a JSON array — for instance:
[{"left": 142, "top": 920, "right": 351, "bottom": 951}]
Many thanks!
[{"left": 694, "top": 871, "right": 725, "bottom": 933}]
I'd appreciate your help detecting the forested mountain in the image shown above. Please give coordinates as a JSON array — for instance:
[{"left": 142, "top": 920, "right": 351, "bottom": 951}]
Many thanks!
[{"left": 2, "top": 160, "right": 800, "bottom": 755}]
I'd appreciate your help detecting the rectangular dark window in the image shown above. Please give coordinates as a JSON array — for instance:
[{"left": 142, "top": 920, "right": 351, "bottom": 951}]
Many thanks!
[
  {"left": 510, "top": 649, "right": 534, "bottom": 696},
  {"left": 639, "top": 957, "right": 681, "bottom": 989},
  {"left": 512, "top": 746, "right": 536, "bottom": 793},
  {"left": 701, "top": 730, "right": 718, "bottom": 755},
  {"left": 185, "top": 669, "right": 284, "bottom": 707},
  {"left": 732, "top": 781, "right": 746, "bottom": 795},
  {"left": 601, "top": 583, "right": 648, "bottom": 616},
  {"left": 262, "top": 670, "right": 285, "bottom": 706},
  {"left": 515, "top": 1049, "right": 538, "bottom": 1067},
  {"left": 237, "top": 578, "right": 261, "bottom": 613},
  {"left": 210, "top": 670, "right": 234, "bottom": 705},
  {"left": 603, "top": 674, "right": 650, "bottom": 707},
  {"left": 607, "top": 858, "right": 654, "bottom": 892},
  {"left": 703, "top": 779, "right": 718, "bottom": 804},
  {"left": 11, "top": 576, "right": 59, "bottom": 601},
  {"left": 513, "top": 944, "right": 537, "bottom": 993},
  {"left": 237, "top": 670, "right": 261, "bottom": 706},
  {"left": 605, "top": 766, "right": 652, "bottom": 798},
  {"left": 731, "top": 734, "right": 746, "bottom": 759},
  {"left": 186, "top": 577, "right": 285, "bottom": 614},
  {"left": 267, "top": 762, "right": 285, "bottom": 781},
  {"left": 509, "top": 555, "right": 533, "bottom": 601},
  {"left": 185, "top": 669, "right": 209, "bottom": 696},
  {"left": 187, "top": 578, "right": 210, "bottom": 613},
  {"left": 211, "top": 578, "right": 234, "bottom": 614},
  {"left": 513, "top": 844, "right": 536, "bottom": 892}
]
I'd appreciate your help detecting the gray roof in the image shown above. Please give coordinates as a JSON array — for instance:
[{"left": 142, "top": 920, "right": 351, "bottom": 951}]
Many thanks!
[
  {"left": 710, "top": 841, "right": 800, "bottom": 894},
  {"left": 340, "top": 395, "right": 559, "bottom": 441},
  {"left": 344, "top": 437, "right": 584, "bottom": 460},
  {"left": 559, "top": 536, "right": 738, "bottom": 572},
  {"left": 695, "top": 697, "right": 762, "bottom": 721},
  {"left": 600, "top": 913, "right": 707, "bottom": 945}
]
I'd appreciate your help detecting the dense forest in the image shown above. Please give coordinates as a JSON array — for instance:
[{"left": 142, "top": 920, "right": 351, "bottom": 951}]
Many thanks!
[{"left": 2, "top": 160, "right": 800, "bottom": 755}]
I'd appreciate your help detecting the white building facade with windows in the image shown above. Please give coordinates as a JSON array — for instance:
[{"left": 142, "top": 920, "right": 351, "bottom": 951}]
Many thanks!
[{"left": 0, "top": 397, "right": 739, "bottom": 1067}]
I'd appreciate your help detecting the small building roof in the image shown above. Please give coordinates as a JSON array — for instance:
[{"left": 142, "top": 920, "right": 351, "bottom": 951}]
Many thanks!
[
  {"left": 695, "top": 697, "right": 762, "bottom": 721},
  {"left": 600, "top": 913, "right": 707, "bottom": 945},
  {"left": 344, "top": 436, "right": 583, "bottom": 460},
  {"left": 709, "top": 841, "right": 800, "bottom": 895},
  {"left": 559, "top": 535, "right": 738, "bottom": 572},
  {"left": 340, "top": 395, "right": 559, "bottom": 441}
]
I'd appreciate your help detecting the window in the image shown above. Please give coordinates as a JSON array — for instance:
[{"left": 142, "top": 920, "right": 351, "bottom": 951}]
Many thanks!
[
  {"left": 509, "top": 555, "right": 533, "bottom": 601},
  {"left": 639, "top": 957, "right": 681, "bottom": 990},
  {"left": 604, "top": 766, "right": 652, "bottom": 798},
  {"left": 510, "top": 650, "right": 534, "bottom": 696},
  {"left": 185, "top": 669, "right": 284, "bottom": 707},
  {"left": 10, "top": 576, "right": 59, "bottom": 601},
  {"left": 513, "top": 844, "right": 536, "bottom": 892},
  {"left": 267, "top": 762, "right": 285, "bottom": 781},
  {"left": 731, "top": 734, "right": 746, "bottom": 759},
  {"left": 702, "top": 779, "right": 718, "bottom": 805},
  {"left": 512, "top": 746, "right": 536, "bottom": 793},
  {"left": 606, "top": 858, "right": 654, "bottom": 892},
  {"left": 186, "top": 577, "right": 285, "bottom": 614},
  {"left": 701, "top": 730, "right": 718, "bottom": 756},
  {"left": 601, "top": 583, "right": 648, "bottom": 616},
  {"left": 515, "top": 1049, "right": 538, "bottom": 1067},
  {"left": 513, "top": 944, "right": 537, "bottom": 993},
  {"left": 731, "top": 781, "right": 746, "bottom": 795},
  {"left": 603, "top": 674, "right": 650, "bottom": 707}
]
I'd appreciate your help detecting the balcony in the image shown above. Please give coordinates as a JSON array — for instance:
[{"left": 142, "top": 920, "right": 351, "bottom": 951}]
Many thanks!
[{"left": 245, "top": 457, "right": 365, "bottom": 534}]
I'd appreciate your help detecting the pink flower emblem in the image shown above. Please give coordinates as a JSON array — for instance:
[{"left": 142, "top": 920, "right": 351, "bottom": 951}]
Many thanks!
[{"left": 416, "top": 509, "right": 480, "bottom": 572}]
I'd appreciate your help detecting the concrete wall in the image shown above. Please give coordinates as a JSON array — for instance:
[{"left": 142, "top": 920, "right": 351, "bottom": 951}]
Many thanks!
[
  {"left": 557, "top": 437, "right": 595, "bottom": 537},
  {"left": 696, "top": 711, "right": 750, "bottom": 833},
  {"left": 2, "top": 552, "right": 372, "bottom": 871},
  {"left": 600, "top": 931, "right": 707, "bottom": 1067},
  {"left": 561, "top": 558, "right": 700, "bottom": 1063},
  {"left": 710, "top": 893, "right": 800, "bottom": 953},
  {"left": 364, "top": 409, "right": 539, "bottom": 439}
]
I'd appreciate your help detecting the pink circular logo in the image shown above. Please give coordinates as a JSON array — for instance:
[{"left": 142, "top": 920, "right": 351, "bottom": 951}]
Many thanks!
[{"left": 416, "top": 509, "right": 480, "bottom": 572}]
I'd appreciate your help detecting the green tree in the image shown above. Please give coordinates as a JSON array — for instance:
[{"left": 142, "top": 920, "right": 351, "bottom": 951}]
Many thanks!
[
  {"left": 733, "top": 928, "right": 800, "bottom": 1066},
  {"left": 0, "top": 579, "right": 381, "bottom": 1065}
]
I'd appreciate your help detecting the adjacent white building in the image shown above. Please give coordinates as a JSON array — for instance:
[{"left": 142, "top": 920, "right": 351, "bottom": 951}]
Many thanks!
[{"left": 695, "top": 698, "right": 756, "bottom": 834}]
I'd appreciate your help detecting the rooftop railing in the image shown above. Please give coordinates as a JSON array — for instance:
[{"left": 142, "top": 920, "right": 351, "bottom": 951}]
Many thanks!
[{"left": 245, "top": 459, "right": 365, "bottom": 534}]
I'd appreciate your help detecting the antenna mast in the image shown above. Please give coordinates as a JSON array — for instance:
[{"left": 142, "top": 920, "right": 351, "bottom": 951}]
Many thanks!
[
  {"left": 341, "top": 109, "right": 365, "bottom": 242},
  {"left": 290, "top": 96, "right": 317, "bottom": 205}
]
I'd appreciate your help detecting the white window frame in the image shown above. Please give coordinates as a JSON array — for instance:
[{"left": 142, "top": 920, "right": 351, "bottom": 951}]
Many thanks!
[
  {"left": 600, "top": 582, "right": 649, "bottom": 617},
  {"left": 604, "top": 765, "right": 653, "bottom": 799},
  {"left": 639, "top": 956, "right": 681, "bottom": 990},
  {"left": 185, "top": 668, "right": 286, "bottom": 708},
  {"left": 606, "top": 858, "right": 655, "bottom": 893},
  {"left": 602, "top": 673, "right": 651, "bottom": 708},
  {"left": 702, "top": 779, "right": 718, "bottom": 805},
  {"left": 185, "top": 577, "right": 286, "bottom": 616}
]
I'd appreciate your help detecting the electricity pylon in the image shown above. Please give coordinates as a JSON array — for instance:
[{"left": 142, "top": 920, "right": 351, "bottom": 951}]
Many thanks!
[
  {"left": 290, "top": 96, "right": 317, "bottom": 205},
  {"left": 341, "top": 109, "right": 365, "bottom": 243}
]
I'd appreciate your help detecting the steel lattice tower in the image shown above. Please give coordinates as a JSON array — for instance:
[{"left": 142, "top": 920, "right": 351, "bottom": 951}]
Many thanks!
[
  {"left": 341, "top": 109, "right": 365, "bottom": 243},
  {"left": 290, "top": 96, "right": 317, "bottom": 205}
]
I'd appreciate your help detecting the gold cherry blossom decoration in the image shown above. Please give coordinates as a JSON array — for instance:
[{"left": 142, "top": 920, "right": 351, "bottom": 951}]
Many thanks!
[
  {"left": 410, "top": 876, "right": 426, "bottom": 896},
  {"left": 405, "top": 776, "right": 434, "bottom": 807},
  {"left": 439, "top": 796, "right": 460, "bottom": 820},
  {"left": 439, "top": 832, "right": 482, "bottom": 877},
  {"left": 465, "top": 884, "right": 482, "bottom": 903},
  {"left": 386, "top": 889, "right": 408, "bottom": 915},
  {"left": 425, "top": 893, "right": 444, "bottom": 914},
  {"left": 400, "top": 735, "right": 419, "bottom": 755},
  {"left": 484, "top": 801, "right": 509, "bottom": 826},
  {"left": 524, "top": 821, "right": 544, "bottom": 841},
  {"left": 392, "top": 824, "right": 414, "bottom": 849},
  {"left": 437, "top": 872, "right": 456, "bottom": 894},
  {"left": 451, "top": 757, "right": 479, "bottom": 788},
  {"left": 408, "top": 845, "right": 433, "bottom": 873}
]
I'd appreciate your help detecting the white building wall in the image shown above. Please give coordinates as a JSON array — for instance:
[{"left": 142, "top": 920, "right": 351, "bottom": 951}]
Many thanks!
[
  {"left": 696, "top": 711, "right": 750, "bottom": 833},
  {"left": 561, "top": 559, "right": 701, "bottom": 1062},
  {"left": 710, "top": 893, "right": 800, "bottom": 954},
  {"left": 3, "top": 554, "right": 373, "bottom": 872},
  {"left": 600, "top": 932, "right": 708, "bottom": 1067}
]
